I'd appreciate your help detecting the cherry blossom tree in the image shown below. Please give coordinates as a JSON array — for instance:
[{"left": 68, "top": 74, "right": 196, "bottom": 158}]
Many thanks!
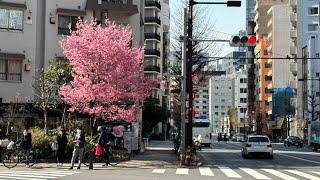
[{"left": 59, "top": 19, "right": 158, "bottom": 122}]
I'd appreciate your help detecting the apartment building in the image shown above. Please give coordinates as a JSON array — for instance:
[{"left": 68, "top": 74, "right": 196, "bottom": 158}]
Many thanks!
[
  {"left": 254, "top": 0, "right": 288, "bottom": 135},
  {"left": 194, "top": 80, "right": 209, "bottom": 119},
  {"left": 209, "top": 75, "right": 233, "bottom": 135},
  {"left": 234, "top": 70, "right": 249, "bottom": 134}
]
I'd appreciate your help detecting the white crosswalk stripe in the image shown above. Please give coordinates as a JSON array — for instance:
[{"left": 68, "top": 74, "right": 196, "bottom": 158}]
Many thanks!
[
  {"left": 199, "top": 167, "right": 214, "bottom": 176},
  {"left": 312, "top": 172, "right": 320, "bottom": 176},
  {"left": 218, "top": 166, "right": 242, "bottom": 178},
  {"left": 152, "top": 169, "right": 166, "bottom": 174},
  {"left": 0, "top": 171, "right": 80, "bottom": 180},
  {"left": 176, "top": 168, "right": 189, "bottom": 175},
  {"left": 239, "top": 168, "right": 271, "bottom": 180},
  {"left": 286, "top": 170, "right": 320, "bottom": 180},
  {"left": 262, "top": 169, "right": 299, "bottom": 180}
]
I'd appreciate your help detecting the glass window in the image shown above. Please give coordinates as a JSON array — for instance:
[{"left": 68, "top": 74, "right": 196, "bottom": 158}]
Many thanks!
[
  {"left": 0, "top": 8, "right": 23, "bottom": 31},
  {"left": 308, "top": 24, "right": 318, "bottom": 32},
  {"left": 240, "top": 88, "right": 247, "bottom": 93},
  {"left": 58, "top": 15, "right": 82, "bottom": 35},
  {"left": 215, "top": 106, "right": 219, "bottom": 109},
  {"left": 215, "top": 112, "right": 219, "bottom": 115},
  {"left": 248, "top": 137, "right": 269, "bottom": 143},
  {"left": 0, "top": 59, "right": 22, "bottom": 81},
  {"left": 308, "top": 7, "right": 319, "bottom": 15},
  {"left": 240, "top": 78, "right": 248, "bottom": 83}
]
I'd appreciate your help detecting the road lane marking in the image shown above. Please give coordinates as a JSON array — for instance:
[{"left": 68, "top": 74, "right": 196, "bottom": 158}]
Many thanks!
[
  {"left": 0, "top": 175, "right": 45, "bottom": 180},
  {"left": 262, "top": 169, "right": 299, "bottom": 180},
  {"left": 239, "top": 168, "right": 271, "bottom": 180},
  {"left": 218, "top": 166, "right": 242, "bottom": 178},
  {"left": 0, "top": 172, "right": 65, "bottom": 177},
  {"left": 0, "top": 173, "right": 56, "bottom": 179},
  {"left": 176, "top": 168, "right": 189, "bottom": 175},
  {"left": 277, "top": 153, "right": 320, "bottom": 165},
  {"left": 285, "top": 170, "right": 320, "bottom": 180},
  {"left": 152, "top": 169, "right": 166, "bottom": 174},
  {"left": 199, "top": 167, "right": 214, "bottom": 176}
]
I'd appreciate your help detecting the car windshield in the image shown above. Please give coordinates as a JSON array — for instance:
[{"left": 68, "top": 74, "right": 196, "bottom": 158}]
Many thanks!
[
  {"left": 290, "top": 136, "right": 300, "bottom": 141},
  {"left": 248, "top": 137, "right": 269, "bottom": 143}
]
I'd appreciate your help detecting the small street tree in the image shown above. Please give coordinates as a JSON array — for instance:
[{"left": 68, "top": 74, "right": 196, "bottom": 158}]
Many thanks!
[
  {"left": 59, "top": 19, "right": 157, "bottom": 123},
  {"left": 34, "top": 61, "right": 71, "bottom": 134}
]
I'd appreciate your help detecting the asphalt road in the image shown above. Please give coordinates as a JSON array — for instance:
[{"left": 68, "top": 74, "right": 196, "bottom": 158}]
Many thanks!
[{"left": 1, "top": 142, "right": 320, "bottom": 180}]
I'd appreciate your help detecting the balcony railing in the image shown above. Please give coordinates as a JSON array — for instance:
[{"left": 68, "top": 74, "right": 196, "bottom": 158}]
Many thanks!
[
  {"left": 145, "top": 17, "right": 161, "bottom": 25},
  {"left": 145, "top": 1, "right": 161, "bottom": 10},
  {"left": 86, "top": 0, "right": 138, "bottom": 15},
  {"left": 145, "top": 49, "right": 160, "bottom": 57},
  {"left": 144, "top": 65, "right": 160, "bottom": 73},
  {"left": 145, "top": 33, "right": 161, "bottom": 41}
]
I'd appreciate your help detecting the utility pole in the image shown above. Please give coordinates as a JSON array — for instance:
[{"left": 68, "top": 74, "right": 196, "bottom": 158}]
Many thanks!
[
  {"left": 180, "top": 8, "right": 188, "bottom": 157},
  {"left": 186, "top": 0, "right": 194, "bottom": 148}
]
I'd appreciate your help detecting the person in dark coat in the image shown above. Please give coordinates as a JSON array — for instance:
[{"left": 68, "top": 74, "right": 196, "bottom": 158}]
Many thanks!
[
  {"left": 0, "top": 127, "right": 6, "bottom": 140},
  {"left": 94, "top": 126, "right": 110, "bottom": 167},
  {"left": 16, "top": 129, "right": 32, "bottom": 167},
  {"left": 69, "top": 127, "right": 85, "bottom": 170},
  {"left": 56, "top": 128, "right": 68, "bottom": 166}
]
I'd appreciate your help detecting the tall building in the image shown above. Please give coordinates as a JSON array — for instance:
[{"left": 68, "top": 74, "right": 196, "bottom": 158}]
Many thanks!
[
  {"left": 254, "top": 0, "right": 289, "bottom": 135},
  {"left": 234, "top": 70, "right": 249, "bottom": 134},
  {"left": 209, "top": 75, "right": 233, "bottom": 136},
  {"left": 246, "top": 0, "right": 256, "bottom": 129},
  {"left": 194, "top": 81, "right": 209, "bottom": 119},
  {"left": 214, "top": 51, "right": 246, "bottom": 74},
  {"left": 265, "top": 4, "right": 295, "bottom": 138},
  {"left": 289, "top": 0, "right": 320, "bottom": 139}
]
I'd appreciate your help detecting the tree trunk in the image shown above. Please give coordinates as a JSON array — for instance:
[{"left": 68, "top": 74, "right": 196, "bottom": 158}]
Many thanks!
[
  {"left": 61, "top": 105, "right": 67, "bottom": 128},
  {"left": 44, "top": 110, "right": 48, "bottom": 135}
]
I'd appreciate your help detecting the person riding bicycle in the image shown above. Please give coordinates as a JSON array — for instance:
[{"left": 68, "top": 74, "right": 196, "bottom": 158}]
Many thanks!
[
  {"left": 93, "top": 126, "right": 110, "bottom": 167},
  {"left": 15, "top": 129, "right": 32, "bottom": 168}
]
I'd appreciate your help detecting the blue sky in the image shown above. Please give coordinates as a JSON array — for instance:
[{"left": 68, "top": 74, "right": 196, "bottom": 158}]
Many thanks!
[{"left": 170, "top": 0, "right": 246, "bottom": 56}]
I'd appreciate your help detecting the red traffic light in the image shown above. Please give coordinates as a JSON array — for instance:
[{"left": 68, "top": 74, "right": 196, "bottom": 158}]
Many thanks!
[{"left": 248, "top": 35, "right": 256, "bottom": 45}]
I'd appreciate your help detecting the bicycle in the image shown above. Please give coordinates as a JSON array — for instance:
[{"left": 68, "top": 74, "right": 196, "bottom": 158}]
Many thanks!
[
  {"left": 2, "top": 143, "right": 37, "bottom": 169},
  {"left": 83, "top": 142, "right": 132, "bottom": 167}
]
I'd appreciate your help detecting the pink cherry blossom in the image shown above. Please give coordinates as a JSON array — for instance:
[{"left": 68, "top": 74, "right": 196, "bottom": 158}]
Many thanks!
[{"left": 59, "top": 19, "right": 158, "bottom": 122}]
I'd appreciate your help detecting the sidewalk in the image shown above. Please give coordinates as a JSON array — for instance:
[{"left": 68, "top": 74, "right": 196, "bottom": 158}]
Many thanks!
[{"left": 0, "top": 140, "right": 180, "bottom": 170}]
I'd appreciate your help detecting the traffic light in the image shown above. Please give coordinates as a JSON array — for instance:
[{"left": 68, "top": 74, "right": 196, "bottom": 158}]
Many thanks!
[
  {"left": 229, "top": 35, "right": 256, "bottom": 47},
  {"left": 227, "top": 0, "right": 241, "bottom": 7}
]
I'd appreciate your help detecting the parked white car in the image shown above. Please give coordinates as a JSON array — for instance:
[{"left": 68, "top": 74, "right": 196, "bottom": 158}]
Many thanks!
[{"left": 241, "top": 135, "right": 273, "bottom": 159}]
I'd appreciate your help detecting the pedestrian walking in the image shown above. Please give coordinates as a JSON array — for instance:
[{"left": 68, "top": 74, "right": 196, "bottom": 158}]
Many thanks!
[
  {"left": 16, "top": 129, "right": 32, "bottom": 168},
  {"left": 69, "top": 127, "right": 85, "bottom": 170},
  {"left": 56, "top": 128, "right": 68, "bottom": 167},
  {"left": 94, "top": 126, "right": 110, "bottom": 167}
]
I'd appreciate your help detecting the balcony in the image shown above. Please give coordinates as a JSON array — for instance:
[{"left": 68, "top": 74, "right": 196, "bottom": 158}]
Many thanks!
[
  {"left": 145, "top": 17, "right": 161, "bottom": 26},
  {"left": 86, "top": 0, "right": 138, "bottom": 15},
  {"left": 290, "top": 63, "right": 298, "bottom": 76},
  {"left": 145, "top": 49, "right": 160, "bottom": 57},
  {"left": 145, "top": 33, "right": 161, "bottom": 41},
  {"left": 145, "top": 1, "right": 161, "bottom": 10},
  {"left": 144, "top": 65, "right": 160, "bottom": 73},
  {"left": 267, "top": 70, "right": 272, "bottom": 76},
  {"left": 290, "top": 29, "right": 297, "bottom": 39},
  {"left": 290, "top": 45, "right": 297, "bottom": 55},
  {"left": 289, "top": 80, "right": 297, "bottom": 89},
  {"left": 290, "top": 12, "right": 297, "bottom": 26},
  {"left": 290, "top": 0, "right": 297, "bottom": 8},
  {"left": 265, "top": 75, "right": 272, "bottom": 82},
  {"left": 267, "top": 95, "right": 272, "bottom": 102}
]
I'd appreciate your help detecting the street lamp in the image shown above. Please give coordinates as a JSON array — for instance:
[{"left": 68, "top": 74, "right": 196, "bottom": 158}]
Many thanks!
[{"left": 185, "top": 0, "right": 241, "bottom": 149}]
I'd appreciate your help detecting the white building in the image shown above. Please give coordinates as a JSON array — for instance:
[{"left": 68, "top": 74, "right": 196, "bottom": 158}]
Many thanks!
[
  {"left": 234, "top": 70, "right": 249, "bottom": 134},
  {"left": 209, "top": 75, "right": 233, "bottom": 135},
  {"left": 194, "top": 79, "right": 209, "bottom": 119},
  {"left": 289, "top": 0, "right": 320, "bottom": 138}
]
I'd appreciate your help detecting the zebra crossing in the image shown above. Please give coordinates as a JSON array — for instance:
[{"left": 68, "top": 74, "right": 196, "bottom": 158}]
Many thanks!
[
  {"left": 151, "top": 167, "right": 320, "bottom": 179},
  {"left": 0, "top": 170, "right": 80, "bottom": 180}
]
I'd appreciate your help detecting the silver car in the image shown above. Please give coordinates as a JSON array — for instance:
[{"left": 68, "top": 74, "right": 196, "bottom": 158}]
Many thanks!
[{"left": 241, "top": 135, "right": 273, "bottom": 159}]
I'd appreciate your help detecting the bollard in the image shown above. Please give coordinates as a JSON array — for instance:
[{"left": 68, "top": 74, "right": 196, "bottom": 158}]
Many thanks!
[{"left": 89, "top": 149, "right": 94, "bottom": 170}]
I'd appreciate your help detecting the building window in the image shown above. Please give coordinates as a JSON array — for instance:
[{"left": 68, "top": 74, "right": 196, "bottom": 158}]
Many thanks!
[
  {"left": 0, "top": 8, "right": 23, "bottom": 31},
  {"left": 203, "top": 106, "right": 207, "bottom": 109},
  {"left": 221, "top": 106, "right": 225, "bottom": 109},
  {"left": 240, "top": 108, "right": 247, "bottom": 113},
  {"left": 240, "top": 118, "right": 244, "bottom": 123},
  {"left": 308, "top": 7, "right": 319, "bottom": 15},
  {"left": 203, "top": 101, "right": 207, "bottom": 103},
  {"left": 240, "top": 98, "right": 247, "bottom": 103},
  {"left": 203, "top": 90, "right": 208, "bottom": 93},
  {"left": 240, "top": 88, "right": 247, "bottom": 93},
  {"left": 0, "top": 59, "right": 22, "bottom": 81},
  {"left": 221, "top": 99, "right": 225, "bottom": 102},
  {"left": 215, "top": 106, "right": 219, "bottom": 109},
  {"left": 264, "top": 50, "right": 268, "bottom": 55},
  {"left": 240, "top": 78, "right": 247, "bottom": 83},
  {"left": 58, "top": 15, "right": 83, "bottom": 35},
  {"left": 216, "top": 86, "right": 219, "bottom": 89},
  {"left": 308, "top": 24, "right": 318, "bottom": 32},
  {"left": 203, "top": 112, "right": 207, "bottom": 114},
  {"left": 221, "top": 112, "right": 226, "bottom": 115},
  {"left": 215, "top": 112, "right": 219, "bottom": 115}
]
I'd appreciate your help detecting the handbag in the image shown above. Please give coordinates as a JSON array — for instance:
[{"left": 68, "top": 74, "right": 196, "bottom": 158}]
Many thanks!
[
  {"left": 51, "top": 142, "right": 59, "bottom": 151},
  {"left": 95, "top": 144, "right": 103, "bottom": 156}
]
